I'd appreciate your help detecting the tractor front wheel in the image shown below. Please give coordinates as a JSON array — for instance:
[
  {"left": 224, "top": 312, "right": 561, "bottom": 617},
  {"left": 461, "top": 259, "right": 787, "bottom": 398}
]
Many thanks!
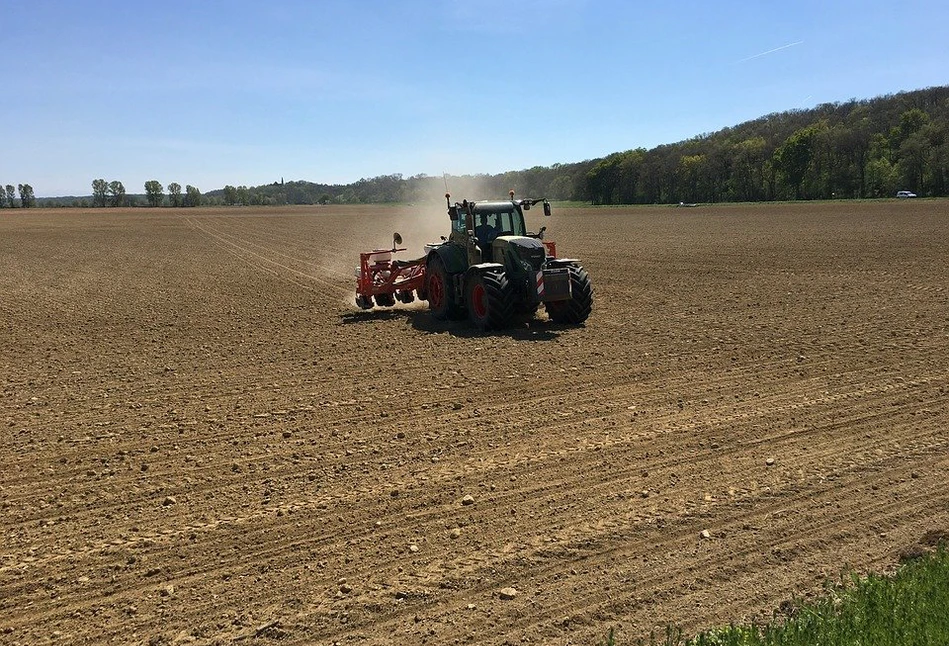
[
  {"left": 545, "top": 265, "right": 593, "bottom": 325},
  {"left": 466, "top": 271, "right": 514, "bottom": 331}
]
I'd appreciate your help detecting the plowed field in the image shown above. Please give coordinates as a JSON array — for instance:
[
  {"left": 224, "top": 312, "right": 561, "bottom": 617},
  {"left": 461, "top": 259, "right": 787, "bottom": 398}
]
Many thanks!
[{"left": 2, "top": 200, "right": 948, "bottom": 645}]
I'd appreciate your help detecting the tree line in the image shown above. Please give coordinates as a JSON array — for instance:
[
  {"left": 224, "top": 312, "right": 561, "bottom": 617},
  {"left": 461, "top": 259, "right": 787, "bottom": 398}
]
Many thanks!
[
  {"left": 0, "top": 184, "right": 36, "bottom": 208},
  {"left": 582, "top": 86, "right": 949, "bottom": 204},
  {"left": 22, "top": 86, "right": 949, "bottom": 209},
  {"left": 207, "top": 86, "right": 949, "bottom": 206},
  {"left": 89, "top": 179, "right": 203, "bottom": 207}
]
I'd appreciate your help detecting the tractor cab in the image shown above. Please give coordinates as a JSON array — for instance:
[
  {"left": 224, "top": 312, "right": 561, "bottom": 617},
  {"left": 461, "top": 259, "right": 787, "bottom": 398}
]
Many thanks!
[
  {"left": 471, "top": 203, "right": 527, "bottom": 262},
  {"left": 446, "top": 193, "right": 550, "bottom": 265}
]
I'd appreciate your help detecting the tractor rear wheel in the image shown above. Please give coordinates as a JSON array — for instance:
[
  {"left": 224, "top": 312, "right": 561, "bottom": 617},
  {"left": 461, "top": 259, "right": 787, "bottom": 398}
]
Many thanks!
[
  {"left": 466, "top": 271, "right": 514, "bottom": 331},
  {"left": 545, "top": 265, "right": 593, "bottom": 324},
  {"left": 426, "top": 257, "right": 462, "bottom": 320}
]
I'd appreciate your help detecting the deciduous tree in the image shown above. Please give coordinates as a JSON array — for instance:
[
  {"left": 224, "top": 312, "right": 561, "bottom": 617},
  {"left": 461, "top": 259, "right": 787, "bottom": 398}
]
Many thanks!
[
  {"left": 677, "top": 154, "right": 706, "bottom": 202},
  {"left": 730, "top": 137, "right": 767, "bottom": 201},
  {"left": 3, "top": 184, "right": 14, "bottom": 207},
  {"left": 774, "top": 124, "right": 825, "bottom": 199},
  {"left": 144, "top": 180, "right": 164, "bottom": 207},
  {"left": 17, "top": 183, "right": 36, "bottom": 208},
  {"left": 897, "top": 132, "right": 928, "bottom": 193},
  {"left": 184, "top": 185, "right": 202, "bottom": 207},
  {"left": 168, "top": 182, "right": 182, "bottom": 207},
  {"left": 107, "top": 180, "right": 126, "bottom": 207},
  {"left": 92, "top": 179, "right": 108, "bottom": 207}
]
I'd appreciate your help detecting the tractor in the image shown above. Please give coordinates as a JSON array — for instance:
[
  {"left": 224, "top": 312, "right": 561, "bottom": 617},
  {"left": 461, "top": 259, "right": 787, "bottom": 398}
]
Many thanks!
[{"left": 354, "top": 192, "right": 593, "bottom": 330}]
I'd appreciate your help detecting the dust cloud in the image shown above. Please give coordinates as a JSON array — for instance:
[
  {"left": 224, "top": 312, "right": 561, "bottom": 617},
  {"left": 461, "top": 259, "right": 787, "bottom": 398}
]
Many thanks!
[{"left": 391, "top": 176, "right": 509, "bottom": 259}]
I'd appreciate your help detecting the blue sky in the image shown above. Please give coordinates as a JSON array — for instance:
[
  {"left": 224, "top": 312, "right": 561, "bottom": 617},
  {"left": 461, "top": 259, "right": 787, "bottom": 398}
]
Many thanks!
[{"left": 3, "top": 0, "right": 947, "bottom": 197}]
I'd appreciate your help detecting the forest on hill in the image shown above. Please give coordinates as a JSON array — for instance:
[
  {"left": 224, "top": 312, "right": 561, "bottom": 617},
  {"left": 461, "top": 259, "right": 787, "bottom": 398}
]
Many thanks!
[
  {"left": 579, "top": 85, "right": 949, "bottom": 204},
  {"left": 216, "top": 86, "right": 949, "bottom": 206},
  {"left": 20, "top": 86, "right": 949, "bottom": 208}
]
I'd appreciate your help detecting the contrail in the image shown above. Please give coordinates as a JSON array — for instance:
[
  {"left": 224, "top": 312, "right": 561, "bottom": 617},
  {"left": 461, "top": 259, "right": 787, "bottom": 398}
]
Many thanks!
[{"left": 737, "top": 40, "right": 804, "bottom": 63}]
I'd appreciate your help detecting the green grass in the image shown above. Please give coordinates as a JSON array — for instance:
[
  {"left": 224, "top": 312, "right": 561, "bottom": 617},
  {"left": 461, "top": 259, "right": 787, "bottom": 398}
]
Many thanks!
[{"left": 623, "top": 547, "right": 949, "bottom": 646}]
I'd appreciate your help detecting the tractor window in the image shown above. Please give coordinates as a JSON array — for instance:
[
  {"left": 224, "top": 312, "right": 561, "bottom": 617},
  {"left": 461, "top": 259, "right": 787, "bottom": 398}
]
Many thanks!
[
  {"left": 497, "top": 210, "right": 525, "bottom": 236},
  {"left": 472, "top": 209, "right": 526, "bottom": 237}
]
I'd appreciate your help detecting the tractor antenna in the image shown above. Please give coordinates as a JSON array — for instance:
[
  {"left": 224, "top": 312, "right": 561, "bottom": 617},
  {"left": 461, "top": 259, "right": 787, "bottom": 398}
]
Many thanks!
[{"left": 443, "top": 173, "right": 450, "bottom": 194}]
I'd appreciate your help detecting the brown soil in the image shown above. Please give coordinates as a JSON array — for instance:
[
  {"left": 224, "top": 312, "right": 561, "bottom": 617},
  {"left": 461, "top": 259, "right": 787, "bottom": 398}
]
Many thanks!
[{"left": 1, "top": 201, "right": 947, "bottom": 645}]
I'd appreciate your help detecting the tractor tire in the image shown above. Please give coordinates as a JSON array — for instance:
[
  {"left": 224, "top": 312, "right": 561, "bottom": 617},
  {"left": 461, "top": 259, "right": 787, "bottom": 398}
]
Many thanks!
[
  {"left": 466, "top": 271, "right": 514, "bottom": 331},
  {"left": 426, "top": 256, "right": 462, "bottom": 320},
  {"left": 545, "top": 265, "right": 593, "bottom": 325}
]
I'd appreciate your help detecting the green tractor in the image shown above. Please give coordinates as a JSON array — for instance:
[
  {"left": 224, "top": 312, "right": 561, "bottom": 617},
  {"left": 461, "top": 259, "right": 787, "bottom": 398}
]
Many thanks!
[{"left": 419, "top": 192, "right": 593, "bottom": 330}]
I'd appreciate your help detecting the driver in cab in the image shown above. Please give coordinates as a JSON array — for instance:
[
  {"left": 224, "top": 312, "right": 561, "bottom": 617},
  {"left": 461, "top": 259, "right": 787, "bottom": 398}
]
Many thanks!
[{"left": 474, "top": 213, "right": 498, "bottom": 252}]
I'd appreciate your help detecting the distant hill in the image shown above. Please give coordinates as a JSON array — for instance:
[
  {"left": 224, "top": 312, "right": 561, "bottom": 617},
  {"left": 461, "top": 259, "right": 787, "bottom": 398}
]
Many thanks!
[
  {"left": 25, "top": 85, "right": 949, "bottom": 208},
  {"left": 578, "top": 85, "right": 949, "bottom": 204}
]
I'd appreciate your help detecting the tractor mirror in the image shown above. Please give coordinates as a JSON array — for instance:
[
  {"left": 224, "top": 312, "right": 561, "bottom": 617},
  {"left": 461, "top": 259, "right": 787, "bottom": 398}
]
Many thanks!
[
  {"left": 543, "top": 201, "right": 551, "bottom": 217},
  {"left": 393, "top": 232, "right": 403, "bottom": 248}
]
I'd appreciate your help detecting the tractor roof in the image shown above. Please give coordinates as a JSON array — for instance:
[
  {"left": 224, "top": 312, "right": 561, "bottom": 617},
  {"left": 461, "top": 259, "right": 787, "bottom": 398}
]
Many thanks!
[{"left": 470, "top": 200, "right": 519, "bottom": 213}]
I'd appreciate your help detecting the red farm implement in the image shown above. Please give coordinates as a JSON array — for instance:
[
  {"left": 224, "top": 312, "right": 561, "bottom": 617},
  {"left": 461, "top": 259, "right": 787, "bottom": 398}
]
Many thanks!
[{"left": 354, "top": 234, "right": 427, "bottom": 310}]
